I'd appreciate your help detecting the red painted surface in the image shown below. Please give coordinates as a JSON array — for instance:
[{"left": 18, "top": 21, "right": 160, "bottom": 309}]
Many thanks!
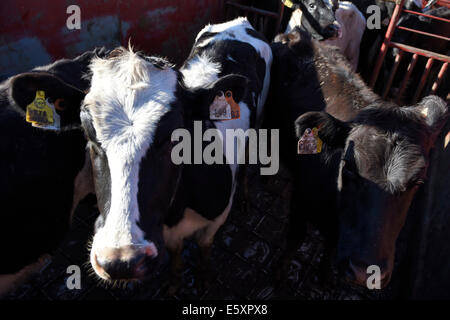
[{"left": 0, "top": 0, "right": 225, "bottom": 77}]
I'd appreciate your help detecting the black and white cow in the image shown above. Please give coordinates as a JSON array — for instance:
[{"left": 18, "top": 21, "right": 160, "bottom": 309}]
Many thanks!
[
  {"left": 285, "top": 0, "right": 366, "bottom": 71},
  {"left": 265, "top": 29, "right": 448, "bottom": 288},
  {"left": 81, "top": 18, "right": 272, "bottom": 284},
  {"left": 0, "top": 48, "right": 107, "bottom": 294},
  {"left": 284, "top": 0, "right": 342, "bottom": 40}
]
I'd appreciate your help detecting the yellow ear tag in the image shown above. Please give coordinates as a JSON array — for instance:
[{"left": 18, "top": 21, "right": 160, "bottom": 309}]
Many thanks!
[
  {"left": 282, "top": 0, "right": 295, "bottom": 9},
  {"left": 26, "top": 91, "right": 60, "bottom": 130},
  {"left": 26, "top": 90, "right": 54, "bottom": 125},
  {"left": 312, "top": 127, "right": 322, "bottom": 153},
  {"left": 209, "top": 90, "right": 240, "bottom": 120},
  {"left": 298, "top": 127, "right": 322, "bottom": 154}
]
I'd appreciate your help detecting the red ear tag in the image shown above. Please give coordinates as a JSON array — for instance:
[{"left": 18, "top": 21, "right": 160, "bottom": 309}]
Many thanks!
[{"left": 224, "top": 91, "right": 240, "bottom": 120}]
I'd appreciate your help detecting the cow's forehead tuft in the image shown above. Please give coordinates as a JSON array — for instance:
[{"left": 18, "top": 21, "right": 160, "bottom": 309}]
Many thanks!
[
  {"left": 84, "top": 46, "right": 178, "bottom": 152},
  {"left": 349, "top": 127, "right": 425, "bottom": 193}
]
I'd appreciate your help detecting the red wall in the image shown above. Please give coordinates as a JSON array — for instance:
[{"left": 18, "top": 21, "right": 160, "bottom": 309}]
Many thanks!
[{"left": 0, "top": 0, "right": 224, "bottom": 79}]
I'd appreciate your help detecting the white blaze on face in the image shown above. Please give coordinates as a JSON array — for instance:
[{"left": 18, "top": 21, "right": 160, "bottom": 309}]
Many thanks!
[{"left": 85, "top": 49, "right": 177, "bottom": 250}]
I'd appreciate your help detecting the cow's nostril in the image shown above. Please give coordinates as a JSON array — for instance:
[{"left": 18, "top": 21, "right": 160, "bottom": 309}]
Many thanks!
[
  {"left": 95, "top": 253, "right": 145, "bottom": 280},
  {"left": 93, "top": 253, "right": 111, "bottom": 279},
  {"left": 323, "top": 24, "right": 340, "bottom": 39},
  {"left": 142, "top": 241, "right": 158, "bottom": 258}
]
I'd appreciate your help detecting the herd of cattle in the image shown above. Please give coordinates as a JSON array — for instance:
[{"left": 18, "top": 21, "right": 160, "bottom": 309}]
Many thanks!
[{"left": 0, "top": 0, "right": 449, "bottom": 298}]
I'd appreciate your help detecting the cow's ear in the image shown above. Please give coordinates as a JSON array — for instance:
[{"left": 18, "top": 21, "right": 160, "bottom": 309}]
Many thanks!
[
  {"left": 330, "top": 0, "right": 339, "bottom": 11},
  {"left": 9, "top": 72, "right": 86, "bottom": 128},
  {"left": 295, "top": 111, "right": 350, "bottom": 149},
  {"left": 190, "top": 74, "right": 248, "bottom": 120},
  {"left": 415, "top": 95, "right": 448, "bottom": 128}
]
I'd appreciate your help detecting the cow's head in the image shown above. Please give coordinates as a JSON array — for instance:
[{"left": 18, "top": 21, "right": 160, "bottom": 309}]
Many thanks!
[
  {"left": 293, "top": 0, "right": 341, "bottom": 40},
  {"left": 1, "top": 48, "right": 107, "bottom": 276},
  {"left": 295, "top": 96, "right": 448, "bottom": 288},
  {"left": 82, "top": 47, "right": 247, "bottom": 281}
]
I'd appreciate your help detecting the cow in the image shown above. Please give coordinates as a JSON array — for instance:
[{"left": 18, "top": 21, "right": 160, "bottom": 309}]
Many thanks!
[
  {"left": 81, "top": 18, "right": 272, "bottom": 290},
  {"left": 285, "top": 0, "right": 365, "bottom": 71},
  {"left": 265, "top": 28, "right": 448, "bottom": 288},
  {"left": 284, "top": 0, "right": 342, "bottom": 40},
  {"left": 0, "top": 48, "right": 107, "bottom": 296}
]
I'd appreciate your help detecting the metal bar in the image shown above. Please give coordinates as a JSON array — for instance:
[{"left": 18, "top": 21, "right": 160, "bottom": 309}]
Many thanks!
[
  {"left": 390, "top": 42, "right": 450, "bottom": 62},
  {"left": 403, "top": 9, "right": 450, "bottom": 23},
  {"left": 275, "top": 4, "right": 285, "bottom": 36},
  {"left": 396, "top": 26, "right": 450, "bottom": 41},
  {"left": 436, "top": 0, "right": 450, "bottom": 8},
  {"left": 383, "top": 50, "right": 404, "bottom": 99},
  {"left": 370, "top": 0, "right": 407, "bottom": 88},
  {"left": 225, "top": 2, "right": 279, "bottom": 18},
  {"left": 413, "top": 58, "right": 434, "bottom": 103},
  {"left": 397, "top": 53, "right": 419, "bottom": 104},
  {"left": 431, "top": 62, "right": 449, "bottom": 94}
]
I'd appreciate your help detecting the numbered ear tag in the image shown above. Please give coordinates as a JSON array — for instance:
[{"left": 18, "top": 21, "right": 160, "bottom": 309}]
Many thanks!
[
  {"left": 298, "top": 127, "right": 322, "bottom": 154},
  {"left": 209, "top": 90, "right": 240, "bottom": 120},
  {"left": 26, "top": 91, "right": 60, "bottom": 130},
  {"left": 224, "top": 90, "right": 240, "bottom": 120}
]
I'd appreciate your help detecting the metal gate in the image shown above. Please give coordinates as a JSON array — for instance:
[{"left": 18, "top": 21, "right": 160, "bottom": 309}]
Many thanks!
[{"left": 370, "top": 0, "right": 450, "bottom": 104}]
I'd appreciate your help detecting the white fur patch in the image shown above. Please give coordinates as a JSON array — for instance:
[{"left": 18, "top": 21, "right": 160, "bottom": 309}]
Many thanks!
[
  {"left": 85, "top": 49, "right": 177, "bottom": 250},
  {"left": 181, "top": 53, "right": 221, "bottom": 88}
]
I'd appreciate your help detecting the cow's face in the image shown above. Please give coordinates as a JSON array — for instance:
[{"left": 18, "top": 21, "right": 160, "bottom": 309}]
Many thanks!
[
  {"left": 82, "top": 47, "right": 247, "bottom": 281},
  {"left": 296, "top": 0, "right": 341, "bottom": 40},
  {"left": 296, "top": 96, "right": 448, "bottom": 288}
]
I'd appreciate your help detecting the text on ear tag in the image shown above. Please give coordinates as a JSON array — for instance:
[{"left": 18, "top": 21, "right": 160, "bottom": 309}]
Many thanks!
[
  {"left": 209, "top": 90, "right": 240, "bottom": 120},
  {"left": 298, "top": 127, "right": 322, "bottom": 154},
  {"left": 26, "top": 91, "right": 54, "bottom": 125}
]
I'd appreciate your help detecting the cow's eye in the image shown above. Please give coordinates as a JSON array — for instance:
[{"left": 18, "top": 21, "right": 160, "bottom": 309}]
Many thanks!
[{"left": 309, "top": 3, "right": 315, "bottom": 9}]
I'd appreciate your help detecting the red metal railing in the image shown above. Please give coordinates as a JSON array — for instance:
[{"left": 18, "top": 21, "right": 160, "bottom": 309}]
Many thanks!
[{"left": 370, "top": 0, "right": 450, "bottom": 104}]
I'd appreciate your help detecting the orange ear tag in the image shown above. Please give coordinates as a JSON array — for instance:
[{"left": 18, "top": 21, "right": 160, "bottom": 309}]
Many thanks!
[
  {"left": 298, "top": 127, "right": 322, "bottom": 154},
  {"left": 209, "top": 90, "right": 240, "bottom": 120},
  {"left": 224, "top": 90, "right": 240, "bottom": 120}
]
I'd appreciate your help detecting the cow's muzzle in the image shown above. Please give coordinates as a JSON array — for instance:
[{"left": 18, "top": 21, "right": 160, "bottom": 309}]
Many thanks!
[
  {"left": 322, "top": 22, "right": 342, "bottom": 40},
  {"left": 92, "top": 242, "right": 158, "bottom": 280}
]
